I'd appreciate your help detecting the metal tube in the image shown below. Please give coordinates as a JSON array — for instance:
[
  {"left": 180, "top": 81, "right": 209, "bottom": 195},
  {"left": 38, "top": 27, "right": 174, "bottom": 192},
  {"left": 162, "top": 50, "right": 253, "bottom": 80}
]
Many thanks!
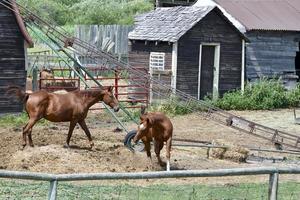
[
  {"left": 48, "top": 180, "right": 58, "bottom": 200},
  {"left": 0, "top": 167, "right": 300, "bottom": 182},
  {"left": 268, "top": 173, "right": 279, "bottom": 200}
]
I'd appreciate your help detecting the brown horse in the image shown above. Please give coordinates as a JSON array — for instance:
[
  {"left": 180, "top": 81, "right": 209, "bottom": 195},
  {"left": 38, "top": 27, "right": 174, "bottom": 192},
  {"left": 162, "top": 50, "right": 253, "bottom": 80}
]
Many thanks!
[
  {"left": 133, "top": 108, "right": 173, "bottom": 171},
  {"left": 7, "top": 86, "right": 119, "bottom": 149}
]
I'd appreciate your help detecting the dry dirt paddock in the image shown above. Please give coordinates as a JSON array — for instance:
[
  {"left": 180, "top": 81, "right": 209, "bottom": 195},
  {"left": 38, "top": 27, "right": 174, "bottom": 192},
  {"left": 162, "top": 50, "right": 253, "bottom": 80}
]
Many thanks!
[{"left": 0, "top": 109, "right": 300, "bottom": 184}]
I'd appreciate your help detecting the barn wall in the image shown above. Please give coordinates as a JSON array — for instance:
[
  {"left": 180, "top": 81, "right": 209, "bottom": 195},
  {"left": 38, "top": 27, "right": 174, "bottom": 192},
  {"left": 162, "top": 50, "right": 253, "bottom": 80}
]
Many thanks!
[
  {"left": 176, "top": 9, "right": 243, "bottom": 98},
  {"left": 128, "top": 40, "right": 172, "bottom": 70},
  {"left": 0, "top": 4, "right": 26, "bottom": 113},
  {"left": 128, "top": 40, "right": 173, "bottom": 100},
  {"left": 246, "top": 31, "right": 300, "bottom": 80}
]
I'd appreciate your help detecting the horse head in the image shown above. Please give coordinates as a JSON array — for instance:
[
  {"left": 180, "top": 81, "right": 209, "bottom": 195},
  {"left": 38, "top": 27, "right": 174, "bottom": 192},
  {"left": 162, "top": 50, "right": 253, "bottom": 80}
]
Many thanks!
[
  {"left": 133, "top": 113, "right": 153, "bottom": 143},
  {"left": 102, "top": 86, "right": 119, "bottom": 112}
]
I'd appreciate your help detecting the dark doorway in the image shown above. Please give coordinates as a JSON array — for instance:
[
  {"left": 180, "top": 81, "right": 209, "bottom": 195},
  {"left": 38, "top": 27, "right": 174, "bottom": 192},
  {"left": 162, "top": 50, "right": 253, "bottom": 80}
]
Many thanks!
[
  {"left": 200, "top": 45, "right": 215, "bottom": 99},
  {"left": 296, "top": 42, "right": 300, "bottom": 80}
]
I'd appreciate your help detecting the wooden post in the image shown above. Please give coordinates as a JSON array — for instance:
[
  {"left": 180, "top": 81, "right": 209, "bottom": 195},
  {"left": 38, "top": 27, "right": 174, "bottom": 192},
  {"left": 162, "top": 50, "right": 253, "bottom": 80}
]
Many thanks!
[
  {"left": 39, "top": 71, "right": 42, "bottom": 90},
  {"left": 155, "top": 0, "right": 159, "bottom": 8},
  {"left": 268, "top": 173, "right": 279, "bottom": 200},
  {"left": 48, "top": 180, "right": 57, "bottom": 200},
  {"left": 32, "top": 67, "right": 38, "bottom": 91}
]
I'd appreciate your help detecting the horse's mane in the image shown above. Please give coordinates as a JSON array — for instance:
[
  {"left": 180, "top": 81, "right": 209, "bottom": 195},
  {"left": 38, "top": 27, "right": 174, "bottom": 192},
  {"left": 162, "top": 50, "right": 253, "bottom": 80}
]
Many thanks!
[{"left": 76, "top": 87, "right": 107, "bottom": 97}]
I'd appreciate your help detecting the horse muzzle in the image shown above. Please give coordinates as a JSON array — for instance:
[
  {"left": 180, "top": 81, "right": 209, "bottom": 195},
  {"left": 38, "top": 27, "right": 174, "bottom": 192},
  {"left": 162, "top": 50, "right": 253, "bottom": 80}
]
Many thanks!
[
  {"left": 132, "top": 136, "right": 138, "bottom": 144},
  {"left": 113, "top": 106, "right": 120, "bottom": 112}
]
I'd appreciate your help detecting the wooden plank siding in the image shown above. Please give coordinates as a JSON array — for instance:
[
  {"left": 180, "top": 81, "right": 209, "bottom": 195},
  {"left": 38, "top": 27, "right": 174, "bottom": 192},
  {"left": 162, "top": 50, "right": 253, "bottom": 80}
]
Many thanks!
[
  {"left": 128, "top": 41, "right": 173, "bottom": 101},
  {"left": 176, "top": 9, "right": 243, "bottom": 98},
  {"left": 245, "top": 31, "right": 300, "bottom": 80},
  {"left": 0, "top": 3, "right": 26, "bottom": 113}
]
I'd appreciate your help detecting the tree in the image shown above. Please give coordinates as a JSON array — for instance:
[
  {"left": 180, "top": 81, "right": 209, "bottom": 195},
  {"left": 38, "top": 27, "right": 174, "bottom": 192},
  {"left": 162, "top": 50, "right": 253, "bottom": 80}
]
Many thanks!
[{"left": 17, "top": 0, "right": 153, "bottom": 25}]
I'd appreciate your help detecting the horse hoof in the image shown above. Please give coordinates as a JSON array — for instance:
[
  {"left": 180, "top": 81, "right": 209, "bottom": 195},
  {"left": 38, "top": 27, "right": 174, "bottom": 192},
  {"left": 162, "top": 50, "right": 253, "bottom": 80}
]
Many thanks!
[
  {"left": 89, "top": 142, "right": 94, "bottom": 149},
  {"left": 159, "top": 161, "right": 166, "bottom": 167},
  {"left": 63, "top": 144, "right": 70, "bottom": 149}
]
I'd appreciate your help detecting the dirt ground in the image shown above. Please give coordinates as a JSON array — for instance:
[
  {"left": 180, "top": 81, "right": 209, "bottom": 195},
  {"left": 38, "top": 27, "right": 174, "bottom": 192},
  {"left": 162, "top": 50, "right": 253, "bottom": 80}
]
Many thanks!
[{"left": 0, "top": 109, "right": 300, "bottom": 184}]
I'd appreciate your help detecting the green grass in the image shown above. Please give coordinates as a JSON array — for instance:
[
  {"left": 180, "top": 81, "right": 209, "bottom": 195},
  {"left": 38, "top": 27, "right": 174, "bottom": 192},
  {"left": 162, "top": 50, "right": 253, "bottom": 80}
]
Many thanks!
[
  {"left": 0, "top": 112, "right": 48, "bottom": 127},
  {"left": 0, "top": 179, "right": 299, "bottom": 200}
]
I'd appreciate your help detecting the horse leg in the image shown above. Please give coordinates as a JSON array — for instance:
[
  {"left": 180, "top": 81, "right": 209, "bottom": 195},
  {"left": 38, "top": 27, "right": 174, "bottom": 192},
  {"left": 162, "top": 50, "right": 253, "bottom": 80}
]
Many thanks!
[
  {"left": 65, "top": 121, "right": 77, "bottom": 148},
  {"left": 22, "top": 118, "right": 38, "bottom": 148},
  {"left": 78, "top": 120, "right": 94, "bottom": 149},
  {"left": 144, "top": 141, "right": 152, "bottom": 170},
  {"left": 165, "top": 137, "right": 172, "bottom": 171},
  {"left": 22, "top": 123, "right": 28, "bottom": 147},
  {"left": 154, "top": 140, "right": 165, "bottom": 167},
  {"left": 28, "top": 128, "right": 34, "bottom": 147}
]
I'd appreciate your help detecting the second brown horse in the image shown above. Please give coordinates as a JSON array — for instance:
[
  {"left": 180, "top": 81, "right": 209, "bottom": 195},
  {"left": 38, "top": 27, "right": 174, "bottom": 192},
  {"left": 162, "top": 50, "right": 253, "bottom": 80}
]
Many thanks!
[{"left": 7, "top": 86, "right": 119, "bottom": 149}]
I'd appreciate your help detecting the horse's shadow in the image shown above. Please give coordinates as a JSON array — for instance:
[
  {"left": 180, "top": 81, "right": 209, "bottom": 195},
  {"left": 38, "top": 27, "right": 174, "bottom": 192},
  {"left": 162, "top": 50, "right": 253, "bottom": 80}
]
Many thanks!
[
  {"left": 64, "top": 144, "right": 93, "bottom": 151},
  {"left": 170, "top": 165, "right": 186, "bottom": 171}
]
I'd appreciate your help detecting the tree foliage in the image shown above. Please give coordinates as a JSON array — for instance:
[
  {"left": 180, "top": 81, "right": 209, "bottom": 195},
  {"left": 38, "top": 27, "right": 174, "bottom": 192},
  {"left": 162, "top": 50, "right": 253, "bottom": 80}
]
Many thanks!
[{"left": 17, "top": 0, "right": 153, "bottom": 25}]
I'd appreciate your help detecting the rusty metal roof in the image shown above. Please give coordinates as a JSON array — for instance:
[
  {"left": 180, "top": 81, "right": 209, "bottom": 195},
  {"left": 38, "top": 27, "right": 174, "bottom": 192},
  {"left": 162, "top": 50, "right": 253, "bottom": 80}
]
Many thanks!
[{"left": 214, "top": 0, "right": 300, "bottom": 31}]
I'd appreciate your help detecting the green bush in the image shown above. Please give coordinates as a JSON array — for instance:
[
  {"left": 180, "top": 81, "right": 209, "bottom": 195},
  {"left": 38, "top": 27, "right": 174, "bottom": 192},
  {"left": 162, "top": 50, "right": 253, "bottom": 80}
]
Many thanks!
[
  {"left": 0, "top": 112, "right": 48, "bottom": 127},
  {"left": 71, "top": 0, "right": 153, "bottom": 25},
  {"left": 210, "top": 79, "right": 300, "bottom": 110},
  {"left": 149, "top": 97, "right": 208, "bottom": 116},
  {"left": 18, "top": 0, "right": 154, "bottom": 26}
]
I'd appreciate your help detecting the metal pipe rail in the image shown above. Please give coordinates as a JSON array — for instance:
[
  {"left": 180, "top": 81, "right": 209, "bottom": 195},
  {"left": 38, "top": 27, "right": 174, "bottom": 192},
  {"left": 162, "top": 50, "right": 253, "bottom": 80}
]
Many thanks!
[
  {"left": 0, "top": 167, "right": 299, "bottom": 200},
  {"left": 1, "top": 0, "right": 300, "bottom": 150}
]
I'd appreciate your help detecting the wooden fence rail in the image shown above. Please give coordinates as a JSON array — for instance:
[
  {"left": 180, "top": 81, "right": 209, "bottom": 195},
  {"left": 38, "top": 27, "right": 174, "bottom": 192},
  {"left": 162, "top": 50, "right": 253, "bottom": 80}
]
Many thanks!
[{"left": 0, "top": 167, "right": 300, "bottom": 200}]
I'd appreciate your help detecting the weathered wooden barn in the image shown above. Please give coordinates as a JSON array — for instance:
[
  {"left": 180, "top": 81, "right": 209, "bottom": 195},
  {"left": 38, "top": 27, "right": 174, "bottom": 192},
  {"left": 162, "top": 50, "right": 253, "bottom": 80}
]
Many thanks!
[
  {"left": 196, "top": 0, "right": 300, "bottom": 87},
  {"left": 128, "top": 6, "right": 247, "bottom": 100},
  {"left": 0, "top": 0, "right": 33, "bottom": 113},
  {"left": 157, "top": 0, "right": 197, "bottom": 7}
]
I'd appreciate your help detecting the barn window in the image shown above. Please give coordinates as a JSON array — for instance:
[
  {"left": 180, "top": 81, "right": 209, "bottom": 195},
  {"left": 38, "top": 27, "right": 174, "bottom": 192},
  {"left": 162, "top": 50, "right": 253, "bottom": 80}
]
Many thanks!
[{"left": 150, "top": 52, "right": 165, "bottom": 70}]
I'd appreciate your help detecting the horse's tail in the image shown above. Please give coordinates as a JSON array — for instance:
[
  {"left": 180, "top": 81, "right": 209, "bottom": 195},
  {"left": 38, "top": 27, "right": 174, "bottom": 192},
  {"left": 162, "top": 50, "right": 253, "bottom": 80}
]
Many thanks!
[{"left": 6, "top": 85, "right": 29, "bottom": 103}]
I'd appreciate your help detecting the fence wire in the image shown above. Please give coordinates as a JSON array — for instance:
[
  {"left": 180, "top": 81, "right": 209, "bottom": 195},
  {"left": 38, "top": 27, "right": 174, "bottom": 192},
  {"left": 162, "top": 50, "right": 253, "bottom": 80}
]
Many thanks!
[
  {"left": 1, "top": 177, "right": 299, "bottom": 200},
  {"left": 50, "top": 181, "right": 270, "bottom": 200}
]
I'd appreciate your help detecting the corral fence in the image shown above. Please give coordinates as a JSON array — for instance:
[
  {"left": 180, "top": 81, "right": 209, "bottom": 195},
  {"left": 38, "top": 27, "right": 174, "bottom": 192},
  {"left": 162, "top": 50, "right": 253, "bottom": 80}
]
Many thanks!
[
  {"left": 0, "top": 167, "right": 299, "bottom": 200},
  {"left": 84, "top": 66, "right": 149, "bottom": 109},
  {"left": 39, "top": 68, "right": 81, "bottom": 92},
  {"left": 28, "top": 50, "right": 149, "bottom": 109},
  {"left": 37, "top": 66, "right": 149, "bottom": 109}
]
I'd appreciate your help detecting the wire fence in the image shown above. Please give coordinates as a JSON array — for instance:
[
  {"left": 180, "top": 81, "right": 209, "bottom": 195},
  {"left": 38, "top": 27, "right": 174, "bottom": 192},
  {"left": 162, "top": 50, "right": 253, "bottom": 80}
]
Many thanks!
[
  {"left": 0, "top": 167, "right": 299, "bottom": 200},
  {"left": 0, "top": 178, "right": 299, "bottom": 200}
]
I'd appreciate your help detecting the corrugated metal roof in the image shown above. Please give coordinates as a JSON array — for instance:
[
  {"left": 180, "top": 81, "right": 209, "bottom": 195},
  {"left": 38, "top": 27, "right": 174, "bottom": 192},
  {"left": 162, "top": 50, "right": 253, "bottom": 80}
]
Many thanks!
[
  {"left": 128, "top": 6, "right": 215, "bottom": 42},
  {"left": 214, "top": 0, "right": 300, "bottom": 31}
]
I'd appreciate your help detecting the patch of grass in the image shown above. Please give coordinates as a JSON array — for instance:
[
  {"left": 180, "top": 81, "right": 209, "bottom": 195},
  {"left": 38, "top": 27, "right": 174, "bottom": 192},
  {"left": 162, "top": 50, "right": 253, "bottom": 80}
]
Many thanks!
[
  {"left": 149, "top": 97, "right": 206, "bottom": 117},
  {"left": 0, "top": 112, "right": 48, "bottom": 127},
  {"left": 0, "top": 180, "right": 299, "bottom": 200},
  {"left": 209, "top": 79, "right": 300, "bottom": 110}
]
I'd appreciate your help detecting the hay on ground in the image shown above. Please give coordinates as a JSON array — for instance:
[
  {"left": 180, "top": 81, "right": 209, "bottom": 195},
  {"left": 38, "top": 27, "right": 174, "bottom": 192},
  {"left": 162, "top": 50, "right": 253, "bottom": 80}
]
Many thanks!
[{"left": 210, "top": 139, "right": 249, "bottom": 163}]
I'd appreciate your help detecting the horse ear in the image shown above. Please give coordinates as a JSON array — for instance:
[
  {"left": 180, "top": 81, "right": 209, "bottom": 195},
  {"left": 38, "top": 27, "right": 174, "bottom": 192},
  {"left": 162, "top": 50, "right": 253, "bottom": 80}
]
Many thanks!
[
  {"left": 140, "top": 105, "right": 146, "bottom": 115},
  {"left": 146, "top": 116, "right": 153, "bottom": 125},
  {"left": 108, "top": 86, "right": 114, "bottom": 92}
]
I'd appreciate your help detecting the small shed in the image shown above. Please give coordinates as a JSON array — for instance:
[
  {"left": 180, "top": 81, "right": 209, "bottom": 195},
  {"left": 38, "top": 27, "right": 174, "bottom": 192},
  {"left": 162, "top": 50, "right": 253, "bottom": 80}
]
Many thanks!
[
  {"left": 128, "top": 6, "right": 247, "bottom": 100},
  {"left": 197, "top": 0, "right": 300, "bottom": 87},
  {"left": 0, "top": 0, "right": 33, "bottom": 113},
  {"left": 157, "top": 0, "right": 197, "bottom": 7}
]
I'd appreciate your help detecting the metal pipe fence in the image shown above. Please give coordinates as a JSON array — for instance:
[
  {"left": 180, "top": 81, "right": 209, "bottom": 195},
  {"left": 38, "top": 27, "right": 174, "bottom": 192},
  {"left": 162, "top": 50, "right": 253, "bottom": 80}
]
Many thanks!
[{"left": 0, "top": 167, "right": 299, "bottom": 200}]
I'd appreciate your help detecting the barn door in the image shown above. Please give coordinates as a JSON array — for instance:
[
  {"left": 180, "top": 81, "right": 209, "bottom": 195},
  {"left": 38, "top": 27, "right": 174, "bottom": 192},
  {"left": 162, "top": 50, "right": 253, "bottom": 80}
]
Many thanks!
[{"left": 198, "top": 43, "right": 220, "bottom": 100}]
